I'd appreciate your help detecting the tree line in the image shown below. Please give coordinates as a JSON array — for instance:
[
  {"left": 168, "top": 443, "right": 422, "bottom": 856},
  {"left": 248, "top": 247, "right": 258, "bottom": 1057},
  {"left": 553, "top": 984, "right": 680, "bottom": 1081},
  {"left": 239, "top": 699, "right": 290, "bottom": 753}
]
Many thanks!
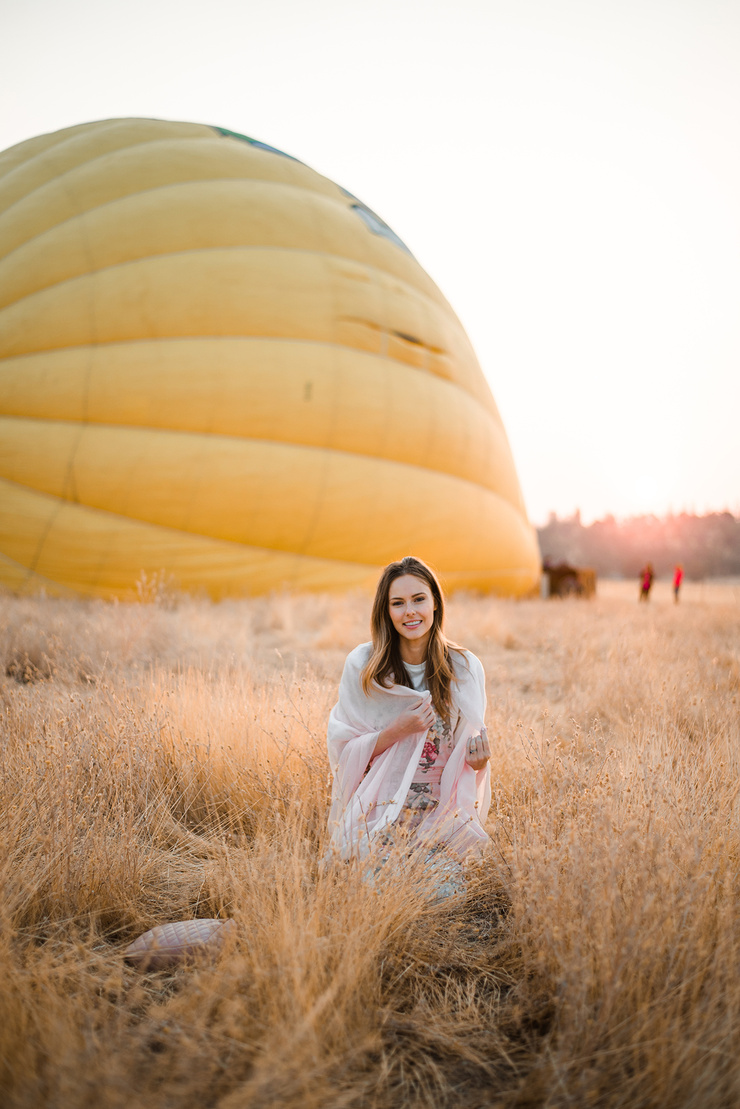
[{"left": 536, "top": 511, "right": 740, "bottom": 580}]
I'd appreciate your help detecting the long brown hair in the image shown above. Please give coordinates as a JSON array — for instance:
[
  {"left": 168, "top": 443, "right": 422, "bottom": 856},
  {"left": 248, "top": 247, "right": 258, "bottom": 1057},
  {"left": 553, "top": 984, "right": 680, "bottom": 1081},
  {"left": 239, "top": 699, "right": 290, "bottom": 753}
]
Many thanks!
[{"left": 361, "top": 556, "right": 461, "bottom": 719}]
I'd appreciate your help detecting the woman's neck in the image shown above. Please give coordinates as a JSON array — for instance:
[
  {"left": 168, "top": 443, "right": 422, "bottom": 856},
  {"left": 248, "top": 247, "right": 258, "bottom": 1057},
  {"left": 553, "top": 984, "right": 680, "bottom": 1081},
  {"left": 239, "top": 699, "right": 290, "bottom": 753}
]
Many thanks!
[{"left": 399, "top": 637, "right": 429, "bottom": 666}]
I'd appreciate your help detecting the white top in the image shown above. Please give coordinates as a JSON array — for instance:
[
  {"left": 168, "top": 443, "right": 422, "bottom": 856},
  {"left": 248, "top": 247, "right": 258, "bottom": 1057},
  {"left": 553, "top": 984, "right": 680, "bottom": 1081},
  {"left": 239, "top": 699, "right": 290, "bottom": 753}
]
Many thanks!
[{"left": 404, "top": 660, "right": 428, "bottom": 691}]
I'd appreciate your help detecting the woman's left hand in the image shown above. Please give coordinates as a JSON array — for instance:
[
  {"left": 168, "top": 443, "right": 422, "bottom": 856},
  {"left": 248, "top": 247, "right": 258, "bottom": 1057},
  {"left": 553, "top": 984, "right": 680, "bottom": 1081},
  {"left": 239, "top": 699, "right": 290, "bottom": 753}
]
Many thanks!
[{"left": 465, "top": 728, "right": 491, "bottom": 771}]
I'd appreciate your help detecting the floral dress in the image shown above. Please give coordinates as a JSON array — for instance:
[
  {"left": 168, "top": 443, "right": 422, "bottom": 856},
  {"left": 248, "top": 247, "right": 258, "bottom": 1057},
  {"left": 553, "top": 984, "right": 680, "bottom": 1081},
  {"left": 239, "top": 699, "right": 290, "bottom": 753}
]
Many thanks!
[
  {"left": 369, "top": 691, "right": 466, "bottom": 900},
  {"left": 401, "top": 707, "right": 455, "bottom": 831},
  {"left": 373, "top": 704, "right": 465, "bottom": 900}
]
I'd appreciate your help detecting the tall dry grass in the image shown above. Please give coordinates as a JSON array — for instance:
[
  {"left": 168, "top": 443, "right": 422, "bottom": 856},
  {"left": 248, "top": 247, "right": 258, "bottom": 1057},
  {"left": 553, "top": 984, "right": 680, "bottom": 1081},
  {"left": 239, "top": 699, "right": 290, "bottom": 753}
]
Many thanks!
[{"left": 0, "top": 579, "right": 738, "bottom": 1107}]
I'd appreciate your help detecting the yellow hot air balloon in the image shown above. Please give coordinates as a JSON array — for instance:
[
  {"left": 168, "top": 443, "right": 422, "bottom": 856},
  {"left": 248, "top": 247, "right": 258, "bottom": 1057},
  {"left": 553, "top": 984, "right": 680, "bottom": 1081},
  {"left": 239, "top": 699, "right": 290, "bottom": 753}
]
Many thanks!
[{"left": 0, "top": 117, "right": 540, "bottom": 598}]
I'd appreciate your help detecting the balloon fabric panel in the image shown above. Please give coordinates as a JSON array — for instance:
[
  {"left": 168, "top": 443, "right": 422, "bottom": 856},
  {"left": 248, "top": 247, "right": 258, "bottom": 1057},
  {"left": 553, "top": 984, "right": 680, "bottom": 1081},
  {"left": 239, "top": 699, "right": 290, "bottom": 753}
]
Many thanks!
[
  {"left": 0, "top": 343, "right": 524, "bottom": 507},
  {"left": 0, "top": 117, "right": 540, "bottom": 597}
]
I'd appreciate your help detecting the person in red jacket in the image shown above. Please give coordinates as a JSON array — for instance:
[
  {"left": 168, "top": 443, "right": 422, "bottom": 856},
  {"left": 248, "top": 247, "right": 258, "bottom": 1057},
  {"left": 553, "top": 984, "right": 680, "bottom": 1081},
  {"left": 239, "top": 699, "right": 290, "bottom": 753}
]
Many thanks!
[{"left": 673, "top": 564, "right": 684, "bottom": 603}]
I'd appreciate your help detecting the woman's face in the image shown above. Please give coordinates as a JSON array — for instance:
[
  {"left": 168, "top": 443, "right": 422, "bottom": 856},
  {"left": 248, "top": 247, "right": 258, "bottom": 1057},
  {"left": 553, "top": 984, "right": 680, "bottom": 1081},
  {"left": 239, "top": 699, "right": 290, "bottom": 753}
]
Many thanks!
[{"left": 387, "top": 574, "right": 437, "bottom": 652}]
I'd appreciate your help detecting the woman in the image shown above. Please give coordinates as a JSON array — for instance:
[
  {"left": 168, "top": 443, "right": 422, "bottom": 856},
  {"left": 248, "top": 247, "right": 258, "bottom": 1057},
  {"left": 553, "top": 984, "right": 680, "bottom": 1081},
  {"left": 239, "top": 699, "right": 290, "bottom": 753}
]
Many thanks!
[{"left": 326, "top": 556, "right": 492, "bottom": 879}]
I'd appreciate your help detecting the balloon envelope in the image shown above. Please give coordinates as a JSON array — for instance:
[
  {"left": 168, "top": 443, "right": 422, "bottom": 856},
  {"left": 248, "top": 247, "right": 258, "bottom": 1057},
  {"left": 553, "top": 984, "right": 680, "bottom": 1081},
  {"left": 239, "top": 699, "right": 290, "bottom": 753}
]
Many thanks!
[{"left": 0, "top": 118, "right": 540, "bottom": 597}]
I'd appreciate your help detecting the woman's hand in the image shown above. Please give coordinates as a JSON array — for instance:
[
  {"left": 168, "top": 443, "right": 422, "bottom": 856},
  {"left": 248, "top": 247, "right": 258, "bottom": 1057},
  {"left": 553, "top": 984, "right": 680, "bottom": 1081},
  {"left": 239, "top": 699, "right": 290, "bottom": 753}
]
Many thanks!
[
  {"left": 465, "top": 728, "right": 491, "bottom": 771},
  {"left": 372, "top": 695, "right": 436, "bottom": 757},
  {"left": 390, "top": 697, "right": 436, "bottom": 740}
]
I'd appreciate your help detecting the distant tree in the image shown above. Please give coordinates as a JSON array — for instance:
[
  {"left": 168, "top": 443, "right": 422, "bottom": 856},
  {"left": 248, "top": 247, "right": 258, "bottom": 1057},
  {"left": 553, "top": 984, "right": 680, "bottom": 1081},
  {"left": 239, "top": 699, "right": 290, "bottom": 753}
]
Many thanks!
[{"left": 536, "top": 511, "right": 740, "bottom": 580}]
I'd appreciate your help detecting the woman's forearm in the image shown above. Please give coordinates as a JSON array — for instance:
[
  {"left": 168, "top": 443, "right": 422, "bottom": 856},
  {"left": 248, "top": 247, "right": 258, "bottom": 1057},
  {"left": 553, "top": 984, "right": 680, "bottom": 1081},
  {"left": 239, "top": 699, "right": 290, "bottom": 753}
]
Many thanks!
[{"left": 372, "top": 724, "right": 402, "bottom": 758}]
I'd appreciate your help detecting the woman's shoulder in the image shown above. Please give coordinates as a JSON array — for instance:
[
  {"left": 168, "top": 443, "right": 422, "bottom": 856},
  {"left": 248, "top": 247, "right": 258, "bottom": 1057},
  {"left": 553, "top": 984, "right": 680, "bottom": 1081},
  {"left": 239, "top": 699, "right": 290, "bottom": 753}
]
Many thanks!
[
  {"left": 450, "top": 646, "right": 484, "bottom": 681},
  {"left": 342, "top": 642, "right": 373, "bottom": 673}
]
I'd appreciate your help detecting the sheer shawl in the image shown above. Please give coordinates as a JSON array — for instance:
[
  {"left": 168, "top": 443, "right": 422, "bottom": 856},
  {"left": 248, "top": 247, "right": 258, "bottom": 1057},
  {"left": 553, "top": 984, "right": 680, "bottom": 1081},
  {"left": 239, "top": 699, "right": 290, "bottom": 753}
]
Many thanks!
[{"left": 326, "top": 643, "right": 491, "bottom": 859}]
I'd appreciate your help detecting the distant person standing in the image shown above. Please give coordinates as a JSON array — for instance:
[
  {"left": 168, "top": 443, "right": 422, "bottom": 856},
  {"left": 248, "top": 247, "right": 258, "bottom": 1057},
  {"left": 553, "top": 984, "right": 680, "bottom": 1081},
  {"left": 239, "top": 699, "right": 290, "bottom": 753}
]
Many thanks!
[
  {"left": 639, "top": 562, "right": 654, "bottom": 602},
  {"left": 673, "top": 564, "right": 683, "bottom": 603}
]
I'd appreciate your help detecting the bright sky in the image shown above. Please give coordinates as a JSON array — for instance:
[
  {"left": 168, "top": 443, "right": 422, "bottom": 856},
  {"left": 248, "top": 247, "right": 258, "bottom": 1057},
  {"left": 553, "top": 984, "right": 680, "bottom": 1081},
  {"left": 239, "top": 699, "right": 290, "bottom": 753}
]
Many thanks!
[{"left": 2, "top": 0, "right": 739, "bottom": 525}]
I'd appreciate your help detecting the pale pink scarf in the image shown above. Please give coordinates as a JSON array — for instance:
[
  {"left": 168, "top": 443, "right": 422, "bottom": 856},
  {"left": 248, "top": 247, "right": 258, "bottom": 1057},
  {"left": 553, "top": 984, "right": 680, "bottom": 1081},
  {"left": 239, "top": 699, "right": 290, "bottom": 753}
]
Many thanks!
[{"left": 326, "top": 643, "right": 491, "bottom": 860}]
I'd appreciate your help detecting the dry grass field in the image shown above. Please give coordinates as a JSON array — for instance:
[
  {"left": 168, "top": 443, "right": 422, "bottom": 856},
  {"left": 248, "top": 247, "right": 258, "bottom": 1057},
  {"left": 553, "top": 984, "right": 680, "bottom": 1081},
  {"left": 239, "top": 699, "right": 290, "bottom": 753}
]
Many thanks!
[{"left": 1, "top": 578, "right": 739, "bottom": 1108}]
